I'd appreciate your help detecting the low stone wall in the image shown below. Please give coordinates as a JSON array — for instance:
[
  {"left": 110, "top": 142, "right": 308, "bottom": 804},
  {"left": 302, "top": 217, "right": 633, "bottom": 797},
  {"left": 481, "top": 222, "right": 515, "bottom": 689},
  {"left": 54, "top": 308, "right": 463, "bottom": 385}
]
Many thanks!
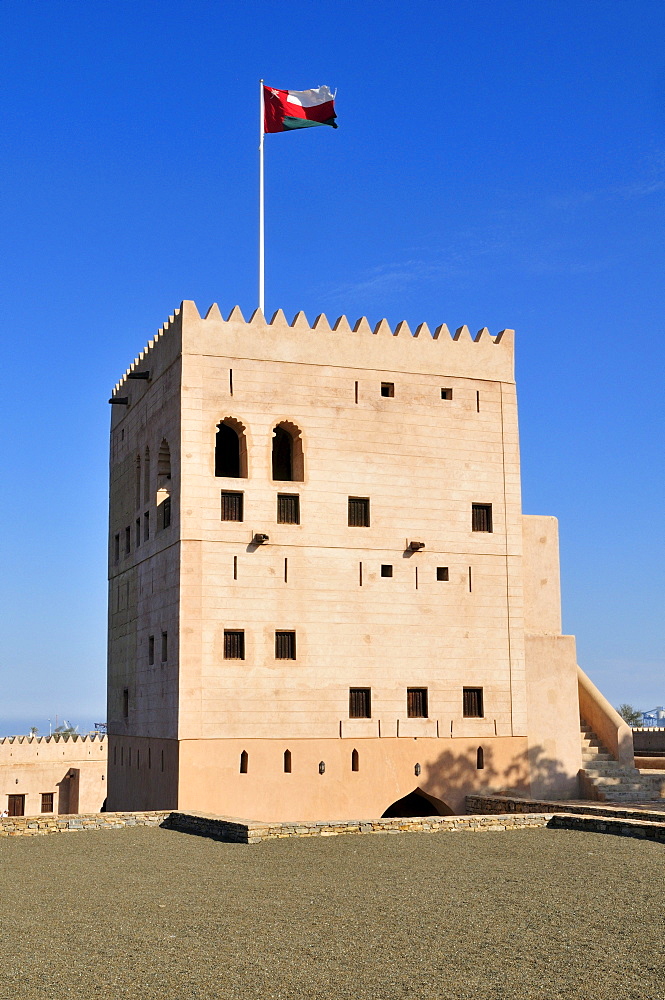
[
  {"left": 0, "top": 811, "right": 169, "bottom": 837},
  {"left": 163, "top": 810, "right": 552, "bottom": 844},
  {"left": 636, "top": 757, "right": 665, "bottom": 770},
  {"left": 466, "top": 794, "right": 665, "bottom": 824},
  {"left": 547, "top": 812, "right": 665, "bottom": 842}
]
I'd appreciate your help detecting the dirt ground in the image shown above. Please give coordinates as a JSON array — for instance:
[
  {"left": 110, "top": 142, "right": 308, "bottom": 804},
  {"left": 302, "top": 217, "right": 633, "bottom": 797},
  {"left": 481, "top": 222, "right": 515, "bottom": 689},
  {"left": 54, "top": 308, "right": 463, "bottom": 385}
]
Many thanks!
[{"left": 1, "top": 825, "right": 663, "bottom": 999}]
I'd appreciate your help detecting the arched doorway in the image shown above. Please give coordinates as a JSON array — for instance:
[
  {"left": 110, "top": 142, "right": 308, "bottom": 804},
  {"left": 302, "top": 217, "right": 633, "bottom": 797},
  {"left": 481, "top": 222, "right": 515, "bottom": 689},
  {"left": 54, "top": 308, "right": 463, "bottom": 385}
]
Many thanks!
[{"left": 381, "top": 789, "right": 453, "bottom": 818}]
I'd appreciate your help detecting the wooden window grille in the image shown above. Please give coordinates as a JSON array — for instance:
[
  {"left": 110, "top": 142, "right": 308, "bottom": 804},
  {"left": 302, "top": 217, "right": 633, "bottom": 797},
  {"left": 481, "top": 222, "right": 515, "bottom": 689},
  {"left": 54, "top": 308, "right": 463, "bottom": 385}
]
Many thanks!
[
  {"left": 275, "top": 631, "right": 296, "bottom": 659},
  {"left": 148, "top": 635, "right": 155, "bottom": 665},
  {"left": 349, "top": 688, "right": 371, "bottom": 719},
  {"left": 463, "top": 687, "right": 484, "bottom": 718},
  {"left": 41, "top": 793, "right": 53, "bottom": 813},
  {"left": 224, "top": 630, "right": 245, "bottom": 659},
  {"left": 380, "top": 382, "right": 394, "bottom": 397},
  {"left": 277, "top": 494, "right": 300, "bottom": 524},
  {"left": 221, "top": 491, "right": 243, "bottom": 522},
  {"left": 407, "top": 688, "right": 428, "bottom": 718},
  {"left": 472, "top": 503, "right": 493, "bottom": 532},
  {"left": 381, "top": 564, "right": 393, "bottom": 578},
  {"left": 348, "top": 497, "right": 370, "bottom": 527},
  {"left": 436, "top": 567, "right": 449, "bottom": 581},
  {"left": 161, "top": 632, "right": 168, "bottom": 663}
]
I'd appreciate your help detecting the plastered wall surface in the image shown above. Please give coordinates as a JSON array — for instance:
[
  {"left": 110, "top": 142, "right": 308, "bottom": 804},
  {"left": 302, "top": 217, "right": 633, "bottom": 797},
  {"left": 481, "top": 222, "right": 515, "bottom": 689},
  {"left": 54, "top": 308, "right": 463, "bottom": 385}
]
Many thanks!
[
  {"left": 0, "top": 735, "right": 107, "bottom": 816},
  {"left": 107, "top": 303, "right": 583, "bottom": 817}
]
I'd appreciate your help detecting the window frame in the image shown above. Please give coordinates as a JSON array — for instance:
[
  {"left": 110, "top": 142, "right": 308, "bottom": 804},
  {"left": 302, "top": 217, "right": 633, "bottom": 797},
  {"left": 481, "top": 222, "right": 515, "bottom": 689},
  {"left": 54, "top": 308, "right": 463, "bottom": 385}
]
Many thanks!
[
  {"left": 275, "top": 630, "right": 296, "bottom": 660},
  {"left": 407, "top": 687, "right": 429, "bottom": 719},
  {"left": 277, "top": 493, "right": 300, "bottom": 525},
  {"left": 224, "top": 629, "right": 245, "bottom": 660},
  {"left": 463, "top": 687, "right": 484, "bottom": 718},
  {"left": 348, "top": 497, "right": 370, "bottom": 527},
  {"left": 349, "top": 687, "right": 371, "bottom": 719},
  {"left": 472, "top": 503, "right": 493, "bottom": 533},
  {"left": 221, "top": 490, "right": 244, "bottom": 522}
]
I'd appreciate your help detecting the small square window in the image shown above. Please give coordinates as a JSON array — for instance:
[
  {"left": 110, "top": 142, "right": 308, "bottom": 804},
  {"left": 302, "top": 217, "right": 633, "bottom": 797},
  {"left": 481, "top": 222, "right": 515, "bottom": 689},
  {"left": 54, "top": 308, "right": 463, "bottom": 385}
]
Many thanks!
[
  {"left": 221, "top": 491, "right": 244, "bottom": 522},
  {"left": 348, "top": 497, "right": 370, "bottom": 527},
  {"left": 41, "top": 792, "right": 53, "bottom": 814},
  {"left": 380, "top": 564, "right": 393, "bottom": 578},
  {"left": 463, "top": 687, "right": 484, "bottom": 718},
  {"left": 436, "top": 567, "right": 449, "bottom": 581},
  {"left": 441, "top": 388, "right": 452, "bottom": 400},
  {"left": 161, "top": 631, "right": 168, "bottom": 663},
  {"left": 407, "top": 688, "right": 428, "bottom": 718},
  {"left": 148, "top": 635, "right": 155, "bottom": 665},
  {"left": 275, "top": 631, "right": 296, "bottom": 659},
  {"left": 381, "top": 382, "right": 395, "bottom": 397},
  {"left": 277, "top": 494, "right": 300, "bottom": 524},
  {"left": 349, "top": 688, "right": 371, "bottom": 718},
  {"left": 472, "top": 503, "right": 493, "bottom": 532},
  {"left": 224, "top": 630, "right": 245, "bottom": 659}
]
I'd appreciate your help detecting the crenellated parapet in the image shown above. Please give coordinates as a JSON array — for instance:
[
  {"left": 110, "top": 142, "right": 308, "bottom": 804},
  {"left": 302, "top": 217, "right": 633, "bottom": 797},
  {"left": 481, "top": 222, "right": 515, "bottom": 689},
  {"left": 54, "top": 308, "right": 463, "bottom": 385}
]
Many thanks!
[
  {"left": 0, "top": 733, "right": 106, "bottom": 744},
  {"left": 111, "top": 302, "right": 515, "bottom": 398}
]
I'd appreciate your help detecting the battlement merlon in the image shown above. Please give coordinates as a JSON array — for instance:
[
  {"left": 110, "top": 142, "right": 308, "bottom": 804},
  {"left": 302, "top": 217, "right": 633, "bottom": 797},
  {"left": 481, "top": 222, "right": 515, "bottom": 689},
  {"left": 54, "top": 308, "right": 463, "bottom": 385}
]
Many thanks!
[{"left": 110, "top": 300, "right": 515, "bottom": 399}]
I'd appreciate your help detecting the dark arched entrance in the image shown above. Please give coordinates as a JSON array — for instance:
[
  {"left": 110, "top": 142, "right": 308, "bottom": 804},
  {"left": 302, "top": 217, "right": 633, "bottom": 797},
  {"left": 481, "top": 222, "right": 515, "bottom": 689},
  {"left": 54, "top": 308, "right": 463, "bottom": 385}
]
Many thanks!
[{"left": 381, "top": 789, "right": 453, "bottom": 818}]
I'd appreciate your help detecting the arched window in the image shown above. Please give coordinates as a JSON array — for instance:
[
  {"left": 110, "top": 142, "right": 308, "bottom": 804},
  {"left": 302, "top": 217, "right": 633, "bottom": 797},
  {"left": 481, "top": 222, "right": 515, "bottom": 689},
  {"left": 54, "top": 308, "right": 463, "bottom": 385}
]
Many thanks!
[
  {"left": 135, "top": 455, "right": 141, "bottom": 509},
  {"left": 283, "top": 749, "right": 292, "bottom": 773},
  {"left": 476, "top": 746, "right": 484, "bottom": 770},
  {"left": 240, "top": 750, "right": 248, "bottom": 774},
  {"left": 143, "top": 447, "right": 151, "bottom": 504},
  {"left": 351, "top": 748, "right": 359, "bottom": 772},
  {"left": 156, "top": 440, "right": 171, "bottom": 530},
  {"left": 215, "top": 418, "right": 247, "bottom": 478},
  {"left": 272, "top": 422, "right": 304, "bottom": 482}
]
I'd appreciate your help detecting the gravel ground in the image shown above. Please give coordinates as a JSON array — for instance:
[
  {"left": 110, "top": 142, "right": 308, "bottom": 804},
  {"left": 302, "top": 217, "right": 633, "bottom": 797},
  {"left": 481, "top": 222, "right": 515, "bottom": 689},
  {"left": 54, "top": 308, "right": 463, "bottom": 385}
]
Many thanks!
[{"left": 1, "top": 826, "right": 663, "bottom": 1000}]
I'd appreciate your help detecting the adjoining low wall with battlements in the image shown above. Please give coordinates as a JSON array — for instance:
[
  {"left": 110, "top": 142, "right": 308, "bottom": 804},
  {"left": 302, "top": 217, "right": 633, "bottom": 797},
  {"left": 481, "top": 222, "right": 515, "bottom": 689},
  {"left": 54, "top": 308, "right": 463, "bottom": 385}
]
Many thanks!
[{"left": 0, "top": 734, "right": 107, "bottom": 817}]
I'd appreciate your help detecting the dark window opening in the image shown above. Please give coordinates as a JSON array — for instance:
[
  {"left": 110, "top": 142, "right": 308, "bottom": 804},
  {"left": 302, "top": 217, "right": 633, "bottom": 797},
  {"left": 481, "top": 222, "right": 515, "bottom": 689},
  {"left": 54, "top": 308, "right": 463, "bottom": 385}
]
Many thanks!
[
  {"left": 233, "top": 556, "right": 238, "bottom": 580},
  {"left": 135, "top": 518, "right": 141, "bottom": 547},
  {"left": 354, "top": 381, "right": 359, "bottom": 404},
  {"left": 159, "top": 494, "right": 171, "bottom": 530},
  {"left": 381, "top": 564, "right": 393, "bottom": 578},
  {"left": 275, "top": 631, "right": 296, "bottom": 659},
  {"left": 221, "top": 491, "right": 244, "bottom": 521},
  {"left": 472, "top": 503, "right": 493, "bottom": 532},
  {"left": 143, "top": 448, "right": 151, "bottom": 504},
  {"left": 283, "top": 749, "right": 292, "bottom": 773},
  {"left": 272, "top": 422, "right": 304, "bottom": 482},
  {"left": 463, "top": 687, "right": 484, "bottom": 718},
  {"left": 143, "top": 510, "right": 150, "bottom": 541},
  {"left": 215, "top": 420, "right": 246, "bottom": 478},
  {"left": 157, "top": 439, "right": 171, "bottom": 480},
  {"left": 161, "top": 749, "right": 164, "bottom": 772},
  {"left": 148, "top": 635, "right": 155, "bottom": 665},
  {"left": 277, "top": 494, "right": 300, "bottom": 524},
  {"left": 125, "top": 526, "right": 131, "bottom": 555},
  {"left": 122, "top": 688, "right": 129, "bottom": 719},
  {"left": 135, "top": 455, "right": 142, "bottom": 508},
  {"left": 148, "top": 747, "right": 152, "bottom": 769},
  {"left": 477, "top": 747, "right": 484, "bottom": 770},
  {"left": 114, "top": 534, "right": 120, "bottom": 563},
  {"left": 351, "top": 748, "right": 359, "bottom": 771},
  {"left": 41, "top": 792, "right": 53, "bottom": 813},
  {"left": 436, "top": 567, "right": 449, "bottom": 581},
  {"left": 161, "top": 632, "right": 168, "bottom": 663},
  {"left": 407, "top": 688, "right": 428, "bottom": 718},
  {"left": 348, "top": 497, "right": 370, "bottom": 527},
  {"left": 349, "top": 688, "right": 371, "bottom": 719},
  {"left": 240, "top": 750, "right": 248, "bottom": 774},
  {"left": 441, "top": 388, "right": 452, "bottom": 400},
  {"left": 224, "top": 630, "right": 245, "bottom": 659},
  {"left": 476, "top": 390, "right": 480, "bottom": 412},
  {"left": 381, "top": 382, "right": 394, "bottom": 397}
]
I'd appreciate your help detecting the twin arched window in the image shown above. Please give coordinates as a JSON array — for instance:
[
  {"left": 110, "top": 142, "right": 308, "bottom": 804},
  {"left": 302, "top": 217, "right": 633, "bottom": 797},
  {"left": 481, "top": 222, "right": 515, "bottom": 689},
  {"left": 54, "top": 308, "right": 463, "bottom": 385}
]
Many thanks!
[{"left": 215, "top": 419, "right": 303, "bottom": 481}]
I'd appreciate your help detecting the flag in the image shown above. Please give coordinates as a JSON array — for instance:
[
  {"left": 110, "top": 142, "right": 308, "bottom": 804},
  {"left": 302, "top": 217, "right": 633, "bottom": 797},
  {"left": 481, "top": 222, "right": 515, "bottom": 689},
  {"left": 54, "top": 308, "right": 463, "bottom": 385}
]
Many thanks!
[{"left": 263, "top": 85, "right": 337, "bottom": 133}]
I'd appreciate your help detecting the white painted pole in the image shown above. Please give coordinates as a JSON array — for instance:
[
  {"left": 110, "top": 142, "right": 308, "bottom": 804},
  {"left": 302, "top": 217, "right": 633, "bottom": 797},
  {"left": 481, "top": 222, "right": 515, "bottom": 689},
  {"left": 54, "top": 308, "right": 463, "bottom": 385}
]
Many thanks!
[{"left": 259, "top": 79, "right": 265, "bottom": 315}]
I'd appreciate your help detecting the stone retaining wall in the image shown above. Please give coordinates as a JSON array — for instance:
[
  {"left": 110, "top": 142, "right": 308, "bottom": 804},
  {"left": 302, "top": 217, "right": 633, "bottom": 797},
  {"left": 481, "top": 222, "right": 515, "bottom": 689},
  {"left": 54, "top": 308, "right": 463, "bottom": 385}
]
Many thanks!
[
  {"left": 466, "top": 794, "right": 665, "bottom": 825},
  {"left": 163, "top": 810, "right": 553, "bottom": 844},
  {"left": 0, "top": 811, "right": 169, "bottom": 837}
]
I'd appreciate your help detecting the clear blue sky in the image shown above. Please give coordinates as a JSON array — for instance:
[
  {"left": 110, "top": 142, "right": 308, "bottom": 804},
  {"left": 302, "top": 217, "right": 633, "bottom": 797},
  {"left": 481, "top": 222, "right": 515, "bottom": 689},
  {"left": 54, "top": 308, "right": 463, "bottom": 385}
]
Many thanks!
[{"left": 0, "top": 0, "right": 663, "bottom": 735}]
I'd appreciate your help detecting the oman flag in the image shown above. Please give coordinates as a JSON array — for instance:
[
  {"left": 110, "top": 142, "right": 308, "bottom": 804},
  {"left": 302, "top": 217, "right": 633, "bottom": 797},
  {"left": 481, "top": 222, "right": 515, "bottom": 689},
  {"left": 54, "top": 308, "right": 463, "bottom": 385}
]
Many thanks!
[{"left": 263, "top": 85, "right": 337, "bottom": 133}]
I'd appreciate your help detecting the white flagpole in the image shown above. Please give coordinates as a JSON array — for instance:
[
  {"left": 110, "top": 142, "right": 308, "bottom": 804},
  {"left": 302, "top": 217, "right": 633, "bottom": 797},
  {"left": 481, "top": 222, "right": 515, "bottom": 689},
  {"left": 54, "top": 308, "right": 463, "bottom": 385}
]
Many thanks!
[{"left": 259, "top": 79, "right": 265, "bottom": 315}]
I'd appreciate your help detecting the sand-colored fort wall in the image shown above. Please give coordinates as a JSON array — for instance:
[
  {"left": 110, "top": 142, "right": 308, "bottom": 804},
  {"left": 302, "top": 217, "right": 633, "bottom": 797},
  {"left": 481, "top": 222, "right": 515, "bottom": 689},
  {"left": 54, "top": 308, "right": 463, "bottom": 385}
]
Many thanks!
[{"left": 0, "top": 735, "right": 107, "bottom": 816}]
